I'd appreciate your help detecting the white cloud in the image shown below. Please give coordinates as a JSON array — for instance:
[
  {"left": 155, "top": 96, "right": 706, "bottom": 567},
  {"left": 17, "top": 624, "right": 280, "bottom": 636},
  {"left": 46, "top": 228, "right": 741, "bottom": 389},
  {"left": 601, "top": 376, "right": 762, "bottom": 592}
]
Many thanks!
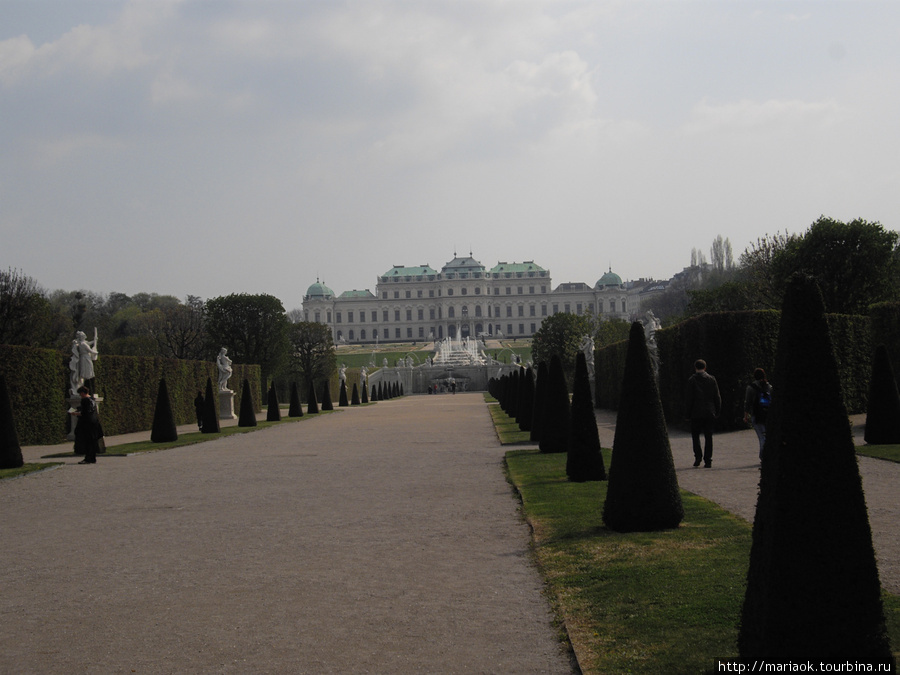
[{"left": 681, "top": 98, "right": 843, "bottom": 136}]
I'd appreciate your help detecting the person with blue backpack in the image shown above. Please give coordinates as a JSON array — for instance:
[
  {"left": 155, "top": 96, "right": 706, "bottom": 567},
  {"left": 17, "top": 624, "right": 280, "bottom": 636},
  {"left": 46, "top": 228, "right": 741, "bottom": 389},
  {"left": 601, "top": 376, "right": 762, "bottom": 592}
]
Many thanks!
[{"left": 743, "top": 368, "right": 773, "bottom": 461}]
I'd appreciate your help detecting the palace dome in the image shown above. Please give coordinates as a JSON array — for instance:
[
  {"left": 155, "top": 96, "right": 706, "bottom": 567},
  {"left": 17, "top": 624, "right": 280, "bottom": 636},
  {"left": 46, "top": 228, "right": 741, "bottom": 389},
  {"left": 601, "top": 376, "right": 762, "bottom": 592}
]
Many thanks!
[
  {"left": 596, "top": 269, "right": 623, "bottom": 288},
  {"left": 305, "top": 280, "right": 335, "bottom": 299}
]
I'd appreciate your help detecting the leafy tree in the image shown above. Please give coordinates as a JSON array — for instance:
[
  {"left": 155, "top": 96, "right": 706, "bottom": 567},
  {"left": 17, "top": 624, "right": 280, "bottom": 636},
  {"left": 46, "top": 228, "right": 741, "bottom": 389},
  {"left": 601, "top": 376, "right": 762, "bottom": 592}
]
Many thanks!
[
  {"left": 602, "top": 322, "right": 683, "bottom": 532},
  {"left": 288, "top": 321, "right": 336, "bottom": 395},
  {"left": 206, "top": 293, "right": 290, "bottom": 390},
  {"left": 739, "top": 275, "right": 893, "bottom": 663},
  {"left": 595, "top": 318, "right": 631, "bottom": 348},
  {"left": 0, "top": 268, "right": 56, "bottom": 347},
  {"left": 776, "top": 217, "right": 899, "bottom": 315},
  {"left": 531, "top": 312, "right": 593, "bottom": 384},
  {"left": 145, "top": 296, "right": 206, "bottom": 360}
]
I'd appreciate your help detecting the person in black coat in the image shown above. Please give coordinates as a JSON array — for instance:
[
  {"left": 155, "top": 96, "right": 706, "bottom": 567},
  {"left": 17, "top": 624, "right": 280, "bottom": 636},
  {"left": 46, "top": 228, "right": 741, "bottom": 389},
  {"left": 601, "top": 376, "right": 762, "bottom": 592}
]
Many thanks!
[
  {"left": 685, "top": 359, "right": 722, "bottom": 468},
  {"left": 70, "top": 386, "right": 102, "bottom": 464}
]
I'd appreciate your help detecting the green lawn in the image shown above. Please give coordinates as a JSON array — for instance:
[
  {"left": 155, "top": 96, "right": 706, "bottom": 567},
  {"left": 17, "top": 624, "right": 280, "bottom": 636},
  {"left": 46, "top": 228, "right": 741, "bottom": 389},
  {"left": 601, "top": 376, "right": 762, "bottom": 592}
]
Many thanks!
[
  {"left": 857, "top": 444, "right": 900, "bottom": 463},
  {"left": 0, "top": 462, "right": 63, "bottom": 481}
]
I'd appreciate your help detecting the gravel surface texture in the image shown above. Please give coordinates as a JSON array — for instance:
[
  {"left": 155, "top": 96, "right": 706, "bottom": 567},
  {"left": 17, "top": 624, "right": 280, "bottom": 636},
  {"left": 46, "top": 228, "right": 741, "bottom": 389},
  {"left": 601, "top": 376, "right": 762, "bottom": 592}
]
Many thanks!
[{"left": 4, "top": 394, "right": 574, "bottom": 674}]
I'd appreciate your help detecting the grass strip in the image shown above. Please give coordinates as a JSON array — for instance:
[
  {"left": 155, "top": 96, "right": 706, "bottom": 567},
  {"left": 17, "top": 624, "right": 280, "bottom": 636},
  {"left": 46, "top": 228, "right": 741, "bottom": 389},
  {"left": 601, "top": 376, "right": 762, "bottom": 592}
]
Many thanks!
[
  {"left": 0, "top": 462, "right": 63, "bottom": 481},
  {"left": 505, "top": 448, "right": 900, "bottom": 674},
  {"left": 486, "top": 401, "right": 533, "bottom": 445},
  {"left": 41, "top": 412, "right": 330, "bottom": 458},
  {"left": 857, "top": 444, "right": 900, "bottom": 463}
]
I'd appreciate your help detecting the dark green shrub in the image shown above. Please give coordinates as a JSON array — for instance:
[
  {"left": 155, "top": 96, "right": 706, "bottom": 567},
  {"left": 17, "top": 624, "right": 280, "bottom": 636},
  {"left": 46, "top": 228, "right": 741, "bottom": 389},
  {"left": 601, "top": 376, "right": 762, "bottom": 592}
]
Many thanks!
[
  {"left": 530, "top": 361, "right": 549, "bottom": 443},
  {"left": 201, "top": 378, "right": 220, "bottom": 434},
  {"left": 288, "top": 382, "right": 303, "bottom": 417},
  {"left": 307, "top": 381, "right": 319, "bottom": 414},
  {"left": 567, "top": 352, "right": 606, "bottom": 482},
  {"left": 507, "top": 369, "right": 519, "bottom": 419},
  {"left": 321, "top": 380, "right": 334, "bottom": 411},
  {"left": 870, "top": 301, "right": 900, "bottom": 389},
  {"left": 518, "top": 367, "right": 534, "bottom": 432},
  {"left": 351, "top": 383, "right": 360, "bottom": 405},
  {"left": 539, "top": 355, "right": 570, "bottom": 454},
  {"left": 150, "top": 378, "right": 178, "bottom": 443},
  {"left": 602, "top": 322, "right": 683, "bottom": 532},
  {"left": 0, "top": 373, "right": 24, "bottom": 469},
  {"left": 361, "top": 381, "right": 369, "bottom": 404},
  {"left": 739, "top": 275, "right": 893, "bottom": 664},
  {"left": 239, "top": 378, "right": 257, "bottom": 427},
  {"left": 266, "top": 382, "right": 281, "bottom": 422},
  {"left": 339, "top": 381, "right": 349, "bottom": 407},
  {"left": 864, "top": 344, "right": 900, "bottom": 444}
]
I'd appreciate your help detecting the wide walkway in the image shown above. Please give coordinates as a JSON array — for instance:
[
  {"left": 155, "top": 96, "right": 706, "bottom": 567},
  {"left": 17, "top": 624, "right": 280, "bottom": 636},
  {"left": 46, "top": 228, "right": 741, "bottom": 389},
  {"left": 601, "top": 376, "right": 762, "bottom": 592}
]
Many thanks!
[
  {"left": 2, "top": 395, "right": 573, "bottom": 674},
  {"left": 594, "top": 410, "right": 900, "bottom": 595}
]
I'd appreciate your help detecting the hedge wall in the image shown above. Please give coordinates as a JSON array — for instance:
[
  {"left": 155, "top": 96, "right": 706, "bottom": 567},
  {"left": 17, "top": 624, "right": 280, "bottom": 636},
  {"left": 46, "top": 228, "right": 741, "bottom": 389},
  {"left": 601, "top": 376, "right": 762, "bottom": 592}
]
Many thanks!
[
  {"left": 870, "top": 301, "right": 900, "bottom": 387},
  {"left": 0, "top": 345, "right": 67, "bottom": 445},
  {"left": 0, "top": 345, "right": 262, "bottom": 445},
  {"left": 93, "top": 356, "right": 262, "bottom": 437},
  {"left": 595, "top": 310, "right": 872, "bottom": 431}
]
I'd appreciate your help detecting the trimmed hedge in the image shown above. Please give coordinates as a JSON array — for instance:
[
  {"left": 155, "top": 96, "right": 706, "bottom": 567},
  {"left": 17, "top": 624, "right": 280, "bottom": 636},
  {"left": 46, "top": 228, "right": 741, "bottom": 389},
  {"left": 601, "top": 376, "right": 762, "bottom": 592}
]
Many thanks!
[
  {"left": 0, "top": 344, "right": 261, "bottom": 444},
  {"left": 870, "top": 301, "right": 900, "bottom": 388},
  {"left": 595, "top": 310, "right": 872, "bottom": 430},
  {"left": 0, "top": 345, "right": 67, "bottom": 445}
]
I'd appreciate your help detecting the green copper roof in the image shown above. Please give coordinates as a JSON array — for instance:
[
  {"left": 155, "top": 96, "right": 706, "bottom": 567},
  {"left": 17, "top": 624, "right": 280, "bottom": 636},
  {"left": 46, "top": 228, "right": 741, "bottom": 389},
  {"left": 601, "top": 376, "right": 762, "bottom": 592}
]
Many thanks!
[
  {"left": 596, "top": 270, "right": 623, "bottom": 288},
  {"left": 489, "top": 260, "right": 547, "bottom": 275},
  {"left": 382, "top": 265, "right": 438, "bottom": 277},
  {"left": 339, "top": 289, "right": 375, "bottom": 299}
]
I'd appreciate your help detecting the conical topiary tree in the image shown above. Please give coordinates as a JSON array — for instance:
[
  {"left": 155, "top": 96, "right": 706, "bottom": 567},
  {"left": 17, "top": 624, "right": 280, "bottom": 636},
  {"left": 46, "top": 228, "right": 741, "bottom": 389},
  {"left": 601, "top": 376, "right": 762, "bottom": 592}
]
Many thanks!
[
  {"left": 371, "top": 384, "right": 378, "bottom": 402},
  {"left": 201, "top": 377, "right": 220, "bottom": 434},
  {"left": 377, "top": 382, "right": 384, "bottom": 401},
  {"left": 864, "top": 343, "right": 900, "bottom": 445},
  {"left": 567, "top": 352, "right": 606, "bottom": 482},
  {"left": 361, "top": 381, "right": 369, "bottom": 404},
  {"left": 530, "top": 361, "right": 549, "bottom": 443},
  {"left": 150, "top": 378, "right": 178, "bottom": 443},
  {"left": 307, "top": 380, "right": 319, "bottom": 414},
  {"left": 539, "top": 355, "right": 570, "bottom": 454},
  {"left": 321, "top": 380, "right": 334, "bottom": 411},
  {"left": 288, "top": 381, "right": 303, "bottom": 417},
  {"left": 266, "top": 382, "right": 281, "bottom": 422},
  {"left": 351, "top": 383, "right": 360, "bottom": 405},
  {"left": 238, "top": 378, "right": 257, "bottom": 427},
  {"left": 0, "top": 373, "right": 24, "bottom": 469},
  {"left": 739, "top": 275, "right": 893, "bottom": 664},
  {"left": 517, "top": 367, "right": 534, "bottom": 432},
  {"left": 507, "top": 369, "right": 519, "bottom": 420},
  {"left": 339, "top": 380, "right": 349, "bottom": 407},
  {"left": 602, "top": 322, "right": 682, "bottom": 532}
]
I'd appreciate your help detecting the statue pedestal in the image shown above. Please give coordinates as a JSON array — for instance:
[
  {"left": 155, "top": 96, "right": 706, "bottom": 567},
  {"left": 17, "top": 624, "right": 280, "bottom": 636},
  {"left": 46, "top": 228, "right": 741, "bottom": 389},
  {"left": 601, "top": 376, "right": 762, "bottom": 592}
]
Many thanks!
[
  {"left": 67, "top": 396, "right": 106, "bottom": 454},
  {"left": 218, "top": 390, "right": 237, "bottom": 420}
]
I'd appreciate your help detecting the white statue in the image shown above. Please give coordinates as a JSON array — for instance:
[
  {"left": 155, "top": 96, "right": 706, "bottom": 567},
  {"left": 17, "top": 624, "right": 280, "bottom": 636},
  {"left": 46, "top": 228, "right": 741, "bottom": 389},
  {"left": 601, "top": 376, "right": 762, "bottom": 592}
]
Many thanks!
[
  {"left": 339, "top": 364, "right": 347, "bottom": 383},
  {"left": 70, "top": 329, "right": 99, "bottom": 395},
  {"left": 217, "top": 347, "right": 233, "bottom": 392},
  {"left": 360, "top": 366, "right": 368, "bottom": 386},
  {"left": 644, "top": 310, "right": 661, "bottom": 346},
  {"left": 383, "top": 357, "right": 388, "bottom": 367},
  {"left": 580, "top": 334, "right": 595, "bottom": 380}
]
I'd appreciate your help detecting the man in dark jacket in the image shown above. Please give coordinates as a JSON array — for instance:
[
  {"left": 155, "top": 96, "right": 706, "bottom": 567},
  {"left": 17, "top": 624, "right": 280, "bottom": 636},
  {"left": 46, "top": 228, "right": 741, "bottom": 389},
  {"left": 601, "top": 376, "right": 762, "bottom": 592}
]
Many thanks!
[{"left": 685, "top": 359, "right": 722, "bottom": 467}]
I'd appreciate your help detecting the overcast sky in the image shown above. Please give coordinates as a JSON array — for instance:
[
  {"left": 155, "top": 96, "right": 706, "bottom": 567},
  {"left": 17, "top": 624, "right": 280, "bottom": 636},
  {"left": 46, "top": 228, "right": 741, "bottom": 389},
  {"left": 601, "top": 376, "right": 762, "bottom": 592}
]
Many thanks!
[{"left": 2, "top": 1, "right": 899, "bottom": 311}]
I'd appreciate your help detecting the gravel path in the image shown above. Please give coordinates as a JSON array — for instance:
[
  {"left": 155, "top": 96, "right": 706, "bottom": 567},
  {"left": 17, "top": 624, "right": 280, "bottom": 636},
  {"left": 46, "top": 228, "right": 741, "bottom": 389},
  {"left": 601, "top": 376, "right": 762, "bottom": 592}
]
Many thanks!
[
  {"left": 2, "top": 395, "right": 573, "bottom": 674},
  {"left": 594, "top": 410, "right": 900, "bottom": 595}
]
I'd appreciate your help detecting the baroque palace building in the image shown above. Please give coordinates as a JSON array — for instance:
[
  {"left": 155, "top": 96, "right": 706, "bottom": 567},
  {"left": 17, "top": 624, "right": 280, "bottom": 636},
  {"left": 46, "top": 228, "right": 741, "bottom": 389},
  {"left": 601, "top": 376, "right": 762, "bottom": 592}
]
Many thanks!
[{"left": 302, "top": 252, "right": 653, "bottom": 344}]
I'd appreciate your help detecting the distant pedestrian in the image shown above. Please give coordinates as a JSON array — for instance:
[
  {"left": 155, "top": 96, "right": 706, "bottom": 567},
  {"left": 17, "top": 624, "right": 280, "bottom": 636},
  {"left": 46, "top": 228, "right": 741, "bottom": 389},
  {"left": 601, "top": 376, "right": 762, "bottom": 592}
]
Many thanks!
[
  {"left": 685, "top": 359, "right": 722, "bottom": 468},
  {"left": 743, "top": 368, "right": 773, "bottom": 461},
  {"left": 70, "top": 386, "right": 101, "bottom": 464}
]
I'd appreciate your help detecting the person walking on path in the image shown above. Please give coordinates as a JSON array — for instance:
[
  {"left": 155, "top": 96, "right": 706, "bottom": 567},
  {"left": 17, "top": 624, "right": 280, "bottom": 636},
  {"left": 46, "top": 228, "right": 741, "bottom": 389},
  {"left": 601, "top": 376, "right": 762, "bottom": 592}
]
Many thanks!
[
  {"left": 743, "top": 368, "right": 773, "bottom": 460},
  {"left": 685, "top": 359, "right": 722, "bottom": 467},
  {"left": 70, "top": 386, "right": 102, "bottom": 464}
]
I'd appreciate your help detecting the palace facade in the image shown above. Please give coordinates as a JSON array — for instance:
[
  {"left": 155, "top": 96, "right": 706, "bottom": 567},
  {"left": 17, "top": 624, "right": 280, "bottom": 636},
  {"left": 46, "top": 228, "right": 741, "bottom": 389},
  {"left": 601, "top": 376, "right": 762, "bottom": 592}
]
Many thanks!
[{"left": 302, "top": 253, "right": 654, "bottom": 344}]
